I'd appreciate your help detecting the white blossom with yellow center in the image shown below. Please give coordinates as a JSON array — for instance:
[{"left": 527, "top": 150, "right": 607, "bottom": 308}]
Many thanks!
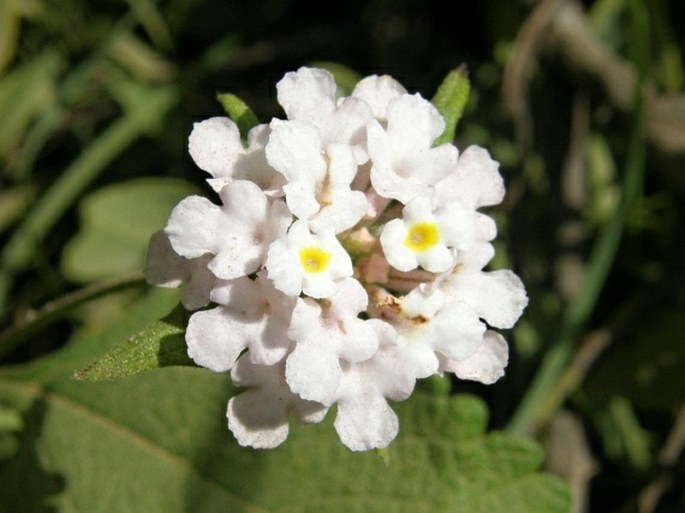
[
  {"left": 380, "top": 195, "right": 484, "bottom": 273},
  {"left": 266, "top": 219, "right": 353, "bottom": 298}
]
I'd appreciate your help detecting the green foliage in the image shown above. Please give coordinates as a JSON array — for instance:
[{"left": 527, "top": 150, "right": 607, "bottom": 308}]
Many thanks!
[
  {"left": 431, "top": 66, "right": 471, "bottom": 146},
  {"left": 75, "top": 303, "right": 194, "bottom": 381},
  {"left": 61, "top": 178, "right": 199, "bottom": 283},
  {"left": 216, "top": 93, "right": 260, "bottom": 142}
]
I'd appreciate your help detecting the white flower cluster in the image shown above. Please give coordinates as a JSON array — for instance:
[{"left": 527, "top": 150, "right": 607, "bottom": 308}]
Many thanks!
[{"left": 145, "top": 67, "right": 528, "bottom": 451}]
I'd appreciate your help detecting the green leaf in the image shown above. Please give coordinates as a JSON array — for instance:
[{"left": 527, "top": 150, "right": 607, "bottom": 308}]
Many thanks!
[
  {"left": 216, "top": 93, "right": 259, "bottom": 141},
  {"left": 74, "top": 303, "right": 194, "bottom": 381},
  {"left": 0, "top": 381, "right": 571, "bottom": 513},
  {"left": 61, "top": 178, "right": 198, "bottom": 283},
  {"left": 431, "top": 65, "right": 471, "bottom": 146}
]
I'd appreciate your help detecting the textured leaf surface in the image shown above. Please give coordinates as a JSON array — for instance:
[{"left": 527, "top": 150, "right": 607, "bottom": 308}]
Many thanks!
[
  {"left": 431, "top": 66, "right": 471, "bottom": 146},
  {"left": 74, "top": 303, "right": 194, "bottom": 381},
  {"left": 61, "top": 178, "right": 198, "bottom": 282},
  {"left": 0, "top": 290, "right": 570, "bottom": 513}
]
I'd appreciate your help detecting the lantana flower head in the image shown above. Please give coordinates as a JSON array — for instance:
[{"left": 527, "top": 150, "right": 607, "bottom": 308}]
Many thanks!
[{"left": 146, "top": 66, "right": 528, "bottom": 451}]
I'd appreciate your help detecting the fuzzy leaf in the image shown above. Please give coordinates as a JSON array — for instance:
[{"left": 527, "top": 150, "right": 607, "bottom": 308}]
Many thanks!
[
  {"left": 61, "top": 178, "right": 198, "bottom": 283},
  {"left": 0, "top": 288, "right": 571, "bottom": 513},
  {"left": 431, "top": 65, "right": 471, "bottom": 146},
  {"left": 216, "top": 92, "right": 259, "bottom": 141},
  {"left": 74, "top": 303, "right": 194, "bottom": 381}
]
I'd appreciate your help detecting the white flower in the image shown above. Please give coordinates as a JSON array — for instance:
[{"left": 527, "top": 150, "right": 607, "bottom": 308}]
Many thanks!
[
  {"left": 227, "top": 354, "right": 328, "bottom": 449},
  {"left": 368, "top": 94, "right": 458, "bottom": 203},
  {"left": 265, "top": 119, "right": 368, "bottom": 233},
  {"left": 285, "top": 278, "right": 384, "bottom": 404},
  {"left": 265, "top": 219, "right": 352, "bottom": 298},
  {"left": 188, "top": 118, "right": 285, "bottom": 196},
  {"left": 394, "top": 285, "right": 486, "bottom": 379},
  {"left": 380, "top": 195, "right": 487, "bottom": 273},
  {"left": 164, "top": 180, "right": 291, "bottom": 280},
  {"left": 144, "top": 230, "right": 216, "bottom": 310},
  {"left": 439, "top": 244, "right": 528, "bottom": 330},
  {"left": 185, "top": 272, "right": 296, "bottom": 372},
  {"left": 332, "top": 327, "right": 415, "bottom": 451}
]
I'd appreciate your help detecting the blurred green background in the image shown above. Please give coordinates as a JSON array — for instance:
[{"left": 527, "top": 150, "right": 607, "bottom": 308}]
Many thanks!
[{"left": 0, "top": 0, "right": 684, "bottom": 512}]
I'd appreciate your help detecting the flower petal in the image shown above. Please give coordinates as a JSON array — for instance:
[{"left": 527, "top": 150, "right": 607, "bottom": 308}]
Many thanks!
[
  {"left": 186, "top": 307, "right": 247, "bottom": 372},
  {"left": 435, "top": 145, "right": 505, "bottom": 208},
  {"left": 188, "top": 117, "right": 243, "bottom": 182},
  {"left": 277, "top": 67, "right": 337, "bottom": 125},
  {"left": 446, "top": 330, "right": 509, "bottom": 384},
  {"left": 352, "top": 74, "right": 408, "bottom": 122},
  {"left": 165, "top": 195, "right": 225, "bottom": 258}
]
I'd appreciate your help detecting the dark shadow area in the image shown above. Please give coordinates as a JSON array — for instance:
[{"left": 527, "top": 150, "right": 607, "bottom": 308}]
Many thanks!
[{"left": 0, "top": 396, "right": 65, "bottom": 513}]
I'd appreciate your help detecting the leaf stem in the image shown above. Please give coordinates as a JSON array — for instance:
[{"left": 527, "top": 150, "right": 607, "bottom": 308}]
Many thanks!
[{"left": 0, "top": 274, "right": 146, "bottom": 361}]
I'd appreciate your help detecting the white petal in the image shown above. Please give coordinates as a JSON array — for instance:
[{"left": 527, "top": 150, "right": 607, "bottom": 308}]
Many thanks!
[
  {"left": 415, "top": 143, "right": 460, "bottom": 186},
  {"left": 322, "top": 96, "right": 373, "bottom": 148},
  {"left": 265, "top": 238, "right": 303, "bottom": 297},
  {"left": 326, "top": 277, "right": 368, "bottom": 320},
  {"left": 417, "top": 244, "right": 453, "bottom": 273},
  {"left": 227, "top": 391, "right": 289, "bottom": 449},
  {"left": 379, "top": 219, "right": 418, "bottom": 271},
  {"left": 437, "top": 201, "right": 478, "bottom": 250},
  {"left": 386, "top": 94, "right": 445, "bottom": 149},
  {"left": 266, "top": 120, "right": 326, "bottom": 182},
  {"left": 397, "top": 337, "right": 440, "bottom": 379},
  {"left": 403, "top": 286, "right": 445, "bottom": 319},
  {"left": 185, "top": 307, "right": 247, "bottom": 372},
  {"left": 266, "top": 119, "right": 326, "bottom": 219},
  {"left": 206, "top": 274, "right": 294, "bottom": 365},
  {"left": 429, "top": 301, "right": 486, "bottom": 362},
  {"left": 165, "top": 196, "right": 225, "bottom": 258},
  {"left": 286, "top": 343, "right": 341, "bottom": 405},
  {"left": 334, "top": 395, "right": 399, "bottom": 451},
  {"left": 277, "top": 67, "right": 337, "bottom": 125},
  {"left": 446, "top": 331, "right": 509, "bottom": 384},
  {"left": 352, "top": 74, "right": 407, "bottom": 121},
  {"left": 188, "top": 117, "right": 243, "bottom": 184},
  {"left": 435, "top": 145, "right": 505, "bottom": 208},
  {"left": 447, "top": 270, "right": 528, "bottom": 329}
]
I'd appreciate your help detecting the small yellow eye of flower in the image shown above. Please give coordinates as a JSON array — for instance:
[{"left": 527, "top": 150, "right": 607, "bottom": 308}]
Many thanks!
[
  {"left": 299, "top": 247, "right": 332, "bottom": 273},
  {"left": 404, "top": 222, "right": 440, "bottom": 252}
]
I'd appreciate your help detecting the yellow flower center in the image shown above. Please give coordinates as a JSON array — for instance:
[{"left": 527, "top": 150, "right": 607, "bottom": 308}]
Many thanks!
[
  {"left": 299, "top": 247, "right": 332, "bottom": 273},
  {"left": 404, "top": 222, "right": 440, "bottom": 252}
]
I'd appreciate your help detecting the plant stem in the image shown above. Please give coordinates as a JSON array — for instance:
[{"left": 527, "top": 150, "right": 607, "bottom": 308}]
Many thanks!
[
  {"left": 0, "top": 274, "right": 146, "bottom": 361},
  {"left": 508, "top": 2, "right": 648, "bottom": 434}
]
